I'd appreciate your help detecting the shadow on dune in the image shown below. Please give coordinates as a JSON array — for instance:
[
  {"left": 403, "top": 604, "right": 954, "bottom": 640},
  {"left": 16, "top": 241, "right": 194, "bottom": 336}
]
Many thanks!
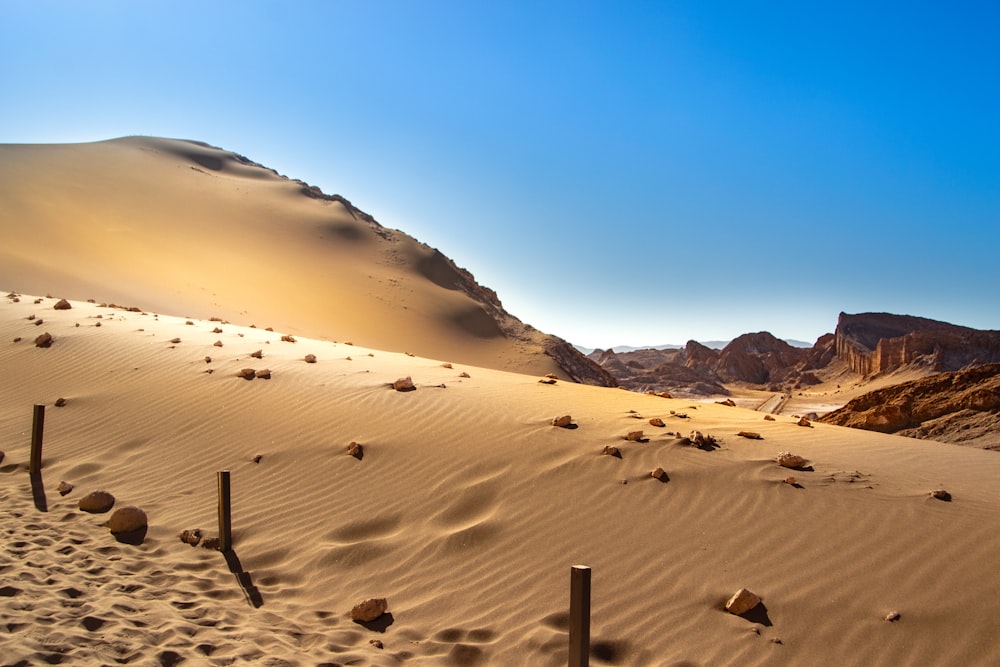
[
  {"left": 356, "top": 612, "right": 395, "bottom": 633},
  {"left": 29, "top": 469, "right": 47, "bottom": 512},
  {"left": 223, "top": 549, "right": 264, "bottom": 608}
]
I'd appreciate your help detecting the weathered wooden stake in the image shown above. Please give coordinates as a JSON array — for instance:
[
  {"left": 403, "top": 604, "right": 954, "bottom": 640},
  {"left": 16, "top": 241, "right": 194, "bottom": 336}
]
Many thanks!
[
  {"left": 29, "top": 404, "right": 45, "bottom": 474},
  {"left": 569, "top": 564, "right": 591, "bottom": 667},
  {"left": 218, "top": 470, "right": 232, "bottom": 552}
]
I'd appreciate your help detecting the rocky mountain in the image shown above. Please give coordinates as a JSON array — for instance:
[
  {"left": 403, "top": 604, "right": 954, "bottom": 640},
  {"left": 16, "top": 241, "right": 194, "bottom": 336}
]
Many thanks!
[
  {"left": 819, "top": 363, "right": 1000, "bottom": 450},
  {"left": 590, "top": 313, "right": 1000, "bottom": 401},
  {"left": 588, "top": 332, "right": 826, "bottom": 396}
]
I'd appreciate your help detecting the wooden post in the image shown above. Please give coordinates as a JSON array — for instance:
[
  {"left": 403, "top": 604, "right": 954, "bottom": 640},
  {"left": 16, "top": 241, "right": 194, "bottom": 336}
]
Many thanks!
[
  {"left": 217, "top": 470, "right": 232, "bottom": 552},
  {"left": 29, "top": 404, "right": 45, "bottom": 474},
  {"left": 569, "top": 565, "right": 591, "bottom": 667}
]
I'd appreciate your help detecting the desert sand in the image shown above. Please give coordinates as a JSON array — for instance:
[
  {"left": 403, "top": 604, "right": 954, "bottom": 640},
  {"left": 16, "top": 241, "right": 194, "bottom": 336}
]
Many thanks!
[{"left": 3, "top": 293, "right": 1000, "bottom": 666}]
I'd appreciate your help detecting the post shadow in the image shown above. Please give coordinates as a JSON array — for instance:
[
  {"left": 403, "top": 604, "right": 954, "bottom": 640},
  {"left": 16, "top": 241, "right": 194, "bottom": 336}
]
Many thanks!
[
  {"left": 223, "top": 548, "right": 263, "bottom": 608},
  {"left": 29, "top": 469, "right": 48, "bottom": 512}
]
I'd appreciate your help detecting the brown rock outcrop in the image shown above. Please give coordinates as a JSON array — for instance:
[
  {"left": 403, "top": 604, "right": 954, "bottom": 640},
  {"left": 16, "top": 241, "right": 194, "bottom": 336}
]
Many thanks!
[{"left": 819, "top": 363, "right": 1000, "bottom": 449}]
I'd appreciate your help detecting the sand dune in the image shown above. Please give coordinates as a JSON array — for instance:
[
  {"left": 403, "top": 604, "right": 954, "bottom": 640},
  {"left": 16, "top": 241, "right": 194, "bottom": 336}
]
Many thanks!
[
  {"left": 0, "top": 137, "right": 609, "bottom": 382},
  {"left": 3, "top": 293, "right": 1000, "bottom": 665}
]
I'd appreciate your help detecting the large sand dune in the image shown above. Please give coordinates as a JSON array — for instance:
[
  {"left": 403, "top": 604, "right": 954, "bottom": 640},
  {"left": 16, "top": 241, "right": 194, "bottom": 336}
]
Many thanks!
[
  {"left": 3, "top": 293, "right": 1000, "bottom": 665},
  {"left": 0, "top": 137, "right": 607, "bottom": 381}
]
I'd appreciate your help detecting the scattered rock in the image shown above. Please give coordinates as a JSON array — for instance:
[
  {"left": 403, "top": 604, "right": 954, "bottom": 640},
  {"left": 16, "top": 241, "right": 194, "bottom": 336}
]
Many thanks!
[
  {"left": 763, "top": 415, "right": 776, "bottom": 421},
  {"left": 392, "top": 376, "right": 416, "bottom": 392},
  {"left": 602, "top": 445, "right": 621, "bottom": 457},
  {"left": 255, "top": 369, "right": 271, "bottom": 379},
  {"left": 54, "top": 397, "right": 67, "bottom": 407},
  {"left": 552, "top": 415, "right": 573, "bottom": 428},
  {"left": 213, "top": 340, "right": 223, "bottom": 347},
  {"left": 351, "top": 597, "right": 388, "bottom": 622},
  {"left": 370, "top": 639, "right": 384, "bottom": 649},
  {"left": 649, "top": 418, "right": 665, "bottom": 427},
  {"left": 717, "top": 398, "right": 736, "bottom": 407},
  {"left": 776, "top": 452, "right": 809, "bottom": 469},
  {"left": 304, "top": 354, "right": 317, "bottom": 363},
  {"left": 624, "top": 430, "right": 644, "bottom": 442},
  {"left": 797, "top": 417, "right": 812, "bottom": 427},
  {"left": 930, "top": 489, "right": 952, "bottom": 501},
  {"left": 281, "top": 335, "right": 296, "bottom": 343},
  {"left": 179, "top": 529, "right": 202, "bottom": 546},
  {"left": 441, "top": 362, "right": 453, "bottom": 369},
  {"left": 690, "top": 431, "right": 718, "bottom": 450},
  {"left": 53, "top": 298, "right": 72, "bottom": 310},
  {"left": 545, "top": 373, "right": 558, "bottom": 380},
  {"left": 459, "top": 372, "right": 470, "bottom": 378},
  {"left": 213, "top": 327, "right": 223, "bottom": 334},
  {"left": 201, "top": 536, "right": 221, "bottom": 550},
  {"left": 737, "top": 431, "right": 763, "bottom": 440},
  {"left": 650, "top": 467, "right": 668, "bottom": 481},
  {"left": 205, "top": 356, "right": 212, "bottom": 363},
  {"left": 34, "top": 332, "right": 53, "bottom": 348},
  {"left": 57, "top": 481, "right": 74, "bottom": 496},
  {"left": 107, "top": 506, "right": 147, "bottom": 534},
  {"left": 252, "top": 454, "right": 263, "bottom": 464},
  {"left": 725, "top": 588, "right": 761, "bottom": 615},
  {"left": 12, "top": 337, "right": 22, "bottom": 343},
  {"left": 238, "top": 368, "right": 256, "bottom": 380},
  {"left": 783, "top": 476, "right": 797, "bottom": 485},
  {"left": 251, "top": 349, "right": 263, "bottom": 359},
  {"left": 538, "top": 378, "right": 557, "bottom": 384},
  {"left": 79, "top": 490, "right": 116, "bottom": 513},
  {"left": 169, "top": 337, "right": 181, "bottom": 344},
  {"left": 885, "top": 611, "right": 901, "bottom": 622},
  {"left": 348, "top": 442, "right": 364, "bottom": 459}
]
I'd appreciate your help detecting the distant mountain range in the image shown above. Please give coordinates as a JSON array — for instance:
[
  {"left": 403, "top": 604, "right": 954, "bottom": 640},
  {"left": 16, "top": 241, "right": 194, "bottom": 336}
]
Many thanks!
[
  {"left": 575, "top": 339, "right": 813, "bottom": 354},
  {"left": 585, "top": 312, "right": 1000, "bottom": 402}
]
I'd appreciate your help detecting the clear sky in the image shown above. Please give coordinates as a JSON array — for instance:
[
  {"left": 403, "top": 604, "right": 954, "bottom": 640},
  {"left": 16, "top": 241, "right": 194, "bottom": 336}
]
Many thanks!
[{"left": 3, "top": 1, "right": 998, "bottom": 348}]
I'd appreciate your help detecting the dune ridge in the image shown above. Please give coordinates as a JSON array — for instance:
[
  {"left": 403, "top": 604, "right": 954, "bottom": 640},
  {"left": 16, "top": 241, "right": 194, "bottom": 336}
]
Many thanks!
[
  {"left": 3, "top": 292, "right": 1000, "bottom": 665},
  {"left": 0, "top": 137, "right": 611, "bottom": 385}
]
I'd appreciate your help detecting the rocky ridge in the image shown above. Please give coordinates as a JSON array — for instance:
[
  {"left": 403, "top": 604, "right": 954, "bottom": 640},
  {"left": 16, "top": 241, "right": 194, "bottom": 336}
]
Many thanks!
[{"left": 819, "top": 363, "right": 1000, "bottom": 450}]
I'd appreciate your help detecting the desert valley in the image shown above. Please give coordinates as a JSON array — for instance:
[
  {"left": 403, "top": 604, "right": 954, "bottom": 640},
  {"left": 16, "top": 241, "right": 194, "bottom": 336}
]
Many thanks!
[{"left": 2, "top": 137, "right": 1000, "bottom": 666}]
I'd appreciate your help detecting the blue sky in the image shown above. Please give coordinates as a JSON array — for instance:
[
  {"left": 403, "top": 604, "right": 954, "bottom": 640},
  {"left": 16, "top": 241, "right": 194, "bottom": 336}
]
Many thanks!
[{"left": 3, "top": 1, "right": 998, "bottom": 348}]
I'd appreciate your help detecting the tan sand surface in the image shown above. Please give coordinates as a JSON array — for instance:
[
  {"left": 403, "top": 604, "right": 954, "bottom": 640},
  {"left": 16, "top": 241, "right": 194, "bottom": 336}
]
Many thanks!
[{"left": 3, "top": 293, "right": 1000, "bottom": 665}]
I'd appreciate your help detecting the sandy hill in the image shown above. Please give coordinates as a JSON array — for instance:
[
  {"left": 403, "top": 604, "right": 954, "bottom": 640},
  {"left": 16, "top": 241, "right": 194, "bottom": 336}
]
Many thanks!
[
  {"left": 0, "top": 137, "right": 610, "bottom": 385},
  {"left": 3, "top": 293, "right": 1000, "bottom": 665}
]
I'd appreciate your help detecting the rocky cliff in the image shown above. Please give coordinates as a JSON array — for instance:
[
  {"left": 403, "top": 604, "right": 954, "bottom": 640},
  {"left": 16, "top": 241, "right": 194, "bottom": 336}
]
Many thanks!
[{"left": 834, "top": 312, "right": 1000, "bottom": 377}]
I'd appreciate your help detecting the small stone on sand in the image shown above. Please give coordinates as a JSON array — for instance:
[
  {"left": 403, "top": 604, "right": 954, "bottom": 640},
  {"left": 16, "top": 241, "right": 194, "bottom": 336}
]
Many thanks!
[
  {"left": 79, "top": 490, "right": 116, "bottom": 513},
  {"left": 725, "top": 588, "right": 761, "bottom": 615},
  {"left": 351, "top": 597, "right": 388, "bottom": 622},
  {"left": 551, "top": 415, "right": 573, "bottom": 427}
]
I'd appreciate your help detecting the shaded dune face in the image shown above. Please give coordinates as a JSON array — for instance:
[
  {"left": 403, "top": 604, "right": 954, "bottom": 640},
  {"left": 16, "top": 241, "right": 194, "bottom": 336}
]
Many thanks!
[{"left": 0, "top": 137, "right": 612, "bottom": 383}]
